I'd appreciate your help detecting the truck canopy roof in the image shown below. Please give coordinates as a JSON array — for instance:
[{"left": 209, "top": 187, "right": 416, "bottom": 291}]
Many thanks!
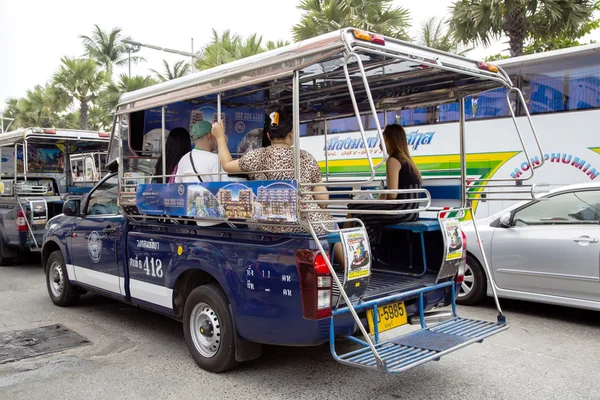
[
  {"left": 115, "top": 28, "right": 511, "bottom": 116},
  {"left": 0, "top": 128, "right": 110, "bottom": 147}
]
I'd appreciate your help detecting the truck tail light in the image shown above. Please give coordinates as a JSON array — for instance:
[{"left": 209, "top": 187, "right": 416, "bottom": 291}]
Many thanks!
[
  {"left": 295, "top": 249, "right": 333, "bottom": 320},
  {"left": 477, "top": 61, "right": 499, "bottom": 73},
  {"left": 16, "top": 210, "right": 28, "bottom": 232},
  {"left": 352, "top": 29, "right": 386, "bottom": 46}
]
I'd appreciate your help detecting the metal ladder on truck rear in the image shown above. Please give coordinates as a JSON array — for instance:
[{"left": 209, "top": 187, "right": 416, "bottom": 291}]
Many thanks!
[{"left": 299, "top": 50, "right": 546, "bottom": 373}]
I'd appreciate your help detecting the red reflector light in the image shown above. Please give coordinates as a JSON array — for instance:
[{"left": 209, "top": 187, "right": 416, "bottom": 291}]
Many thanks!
[
  {"left": 314, "top": 253, "right": 329, "bottom": 275},
  {"left": 370, "top": 34, "right": 385, "bottom": 45},
  {"left": 43, "top": 129, "right": 56, "bottom": 134},
  {"left": 98, "top": 132, "right": 110, "bottom": 138}
]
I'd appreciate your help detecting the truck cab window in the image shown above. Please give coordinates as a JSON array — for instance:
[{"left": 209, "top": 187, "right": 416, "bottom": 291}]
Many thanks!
[{"left": 86, "top": 176, "right": 119, "bottom": 216}]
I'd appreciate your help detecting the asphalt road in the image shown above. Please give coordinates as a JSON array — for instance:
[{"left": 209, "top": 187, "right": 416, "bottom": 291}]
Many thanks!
[{"left": 1, "top": 261, "right": 599, "bottom": 400}]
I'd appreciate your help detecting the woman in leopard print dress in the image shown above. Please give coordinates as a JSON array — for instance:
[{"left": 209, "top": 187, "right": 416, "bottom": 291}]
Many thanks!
[{"left": 210, "top": 112, "right": 334, "bottom": 235}]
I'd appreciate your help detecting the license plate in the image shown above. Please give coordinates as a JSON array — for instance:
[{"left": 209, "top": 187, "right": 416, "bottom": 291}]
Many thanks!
[{"left": 366, "top": 301, "right": 407, "bottom": 334}]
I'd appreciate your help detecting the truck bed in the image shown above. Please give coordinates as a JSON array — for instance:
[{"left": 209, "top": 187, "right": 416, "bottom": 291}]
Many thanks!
[{"left": 333, "top": 269, "right": 437, "bottom": 305}]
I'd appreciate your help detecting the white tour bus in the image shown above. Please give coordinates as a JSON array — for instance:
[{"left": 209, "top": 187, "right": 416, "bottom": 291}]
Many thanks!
[{"left": 297, "top": 43, "right": 600, "bottom": 218}]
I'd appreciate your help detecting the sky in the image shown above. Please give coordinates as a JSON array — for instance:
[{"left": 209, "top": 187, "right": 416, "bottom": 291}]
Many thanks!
[{"left": 0, "top": 0, "right": 598, "bottom": 106}]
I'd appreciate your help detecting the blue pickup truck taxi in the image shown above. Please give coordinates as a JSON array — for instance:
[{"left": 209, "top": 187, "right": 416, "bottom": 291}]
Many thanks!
[{"left": 41, "top": 29, "right": 542, "bottom": 374}]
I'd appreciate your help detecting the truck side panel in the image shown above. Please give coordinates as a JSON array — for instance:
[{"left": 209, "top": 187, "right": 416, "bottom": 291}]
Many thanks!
[{"left": 126, "top": 228, "right": 345, "bottom": 345}]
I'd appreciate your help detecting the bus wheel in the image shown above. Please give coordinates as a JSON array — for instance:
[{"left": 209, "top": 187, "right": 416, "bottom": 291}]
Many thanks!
[
  {"left": 183, "top": 284, "right": 238, "bottom": 373},
  {"left": 46, "top": 251, "right": 80, "bottom": 306},
  {"left": 456, "top": 255, "right": 486, "bottom": 305}
]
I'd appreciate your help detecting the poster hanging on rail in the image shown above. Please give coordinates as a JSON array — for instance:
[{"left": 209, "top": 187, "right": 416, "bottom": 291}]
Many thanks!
[
  {"left": 341, "top": 228, "right": 371, "bottom": 281},
  {"left": 441, "top": 218, "right": 463, "bottom": 261}
]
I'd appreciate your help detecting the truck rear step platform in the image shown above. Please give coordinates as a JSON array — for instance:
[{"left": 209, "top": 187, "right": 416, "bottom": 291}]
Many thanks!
[
  {"left": 333, "top": 270, "right": 437, "bottom": 304},
  {"left": 337, "top": 317, "right": 508, "bottom": 373}
]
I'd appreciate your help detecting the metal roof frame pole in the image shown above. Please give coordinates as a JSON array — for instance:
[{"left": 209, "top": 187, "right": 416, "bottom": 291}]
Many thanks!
[
  {"left": 13, "top": 144, "right": 18, "bottom": 185},
  {"left": 23, "top": 140, "right": 28, "bottom": 183},
  {"left": 217, "top": 93, "right": 222, "bottom": 182},
  {"left": 161, "top": 106, "right": 166, "bottom": 183},
  {"left": 117, "top": 115, "right": 125, "bottom": 208},
  {"left": 324, "top": 119, "right": 329, "bottom": 182},
  {"left": 470, "top": 206, "right": 505, "bottom": 321},
  {"left": 459, "top": 97, "right": 467, "bottom": 208},
  {"left": 293, "top": 71, "right": 301, "bottom": 184}
]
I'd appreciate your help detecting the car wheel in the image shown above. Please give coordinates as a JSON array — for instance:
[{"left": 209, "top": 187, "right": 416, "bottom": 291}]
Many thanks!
[
  {"left": 46, "top": 250, "right": 80, "bottom": 306},
  {"left": 183, "top": 284, "right": 238, "bottom": 373},
  {"left": 456, "top": 254, "right": 486, "bottom": 305}
]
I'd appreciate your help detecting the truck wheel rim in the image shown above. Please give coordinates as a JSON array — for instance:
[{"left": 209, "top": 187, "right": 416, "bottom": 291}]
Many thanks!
[
  {"left": 49, "top": 261, "right": 64, "bottom": 298},
  {"left": 190, "top": 302, "right": 221, "bottom": 358},
  {"left": 458, "top": 264, "right": 474, "bottom": 298}
]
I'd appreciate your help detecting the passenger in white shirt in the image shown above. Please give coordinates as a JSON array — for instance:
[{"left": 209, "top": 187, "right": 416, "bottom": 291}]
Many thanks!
[{"left": 174, "top": 121, "right": 220, "bottom": 183}]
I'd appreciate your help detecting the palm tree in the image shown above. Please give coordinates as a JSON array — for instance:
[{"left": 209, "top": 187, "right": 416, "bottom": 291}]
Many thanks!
[
  {"left": 15, "top": 85, "right": 70, "bottom": 128},
  {"left": 448, "top": 0, "right": 596, "bottom": 57},
  {"left": 292, "top": 0, "right": 411, "bottom": 41},
  {"left": 416, "top": 17, "right": 472, "bottom": 55},
  {"left": 100, "top": 74, "right": 158, "bottom": 113},
  {"left": 150, "top": 60, "right": 191, "bottom": 82},
  {"left": 1, "top": 98, "right": 19, "bottom": 131},
  {"left": 53, "top": 57, "right": 106, "bottom": 130},
  {"left": 265, "top": 40, "right": 290, "bottom": 51},
  {"left": 87, "top": 105, "right": 113, "bottom": 131},
  {"left": 195, "top": 29, "right": 244, "bottom": 71},
  {"left": 195, "top": 30, "right": 289, "bottom": 71},
  {"left": 80, "top": 25, "right": 145, "bottom": 77}
]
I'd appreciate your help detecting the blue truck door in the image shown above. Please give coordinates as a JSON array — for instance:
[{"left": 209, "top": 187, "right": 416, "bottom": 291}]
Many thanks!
[{"left": 69, "top": 175, "right": 125, "bottom": 296}]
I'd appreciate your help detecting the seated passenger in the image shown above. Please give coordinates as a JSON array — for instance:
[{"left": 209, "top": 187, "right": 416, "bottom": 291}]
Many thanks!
[
  {"left": 174, "top": 121, "right": 220, "bottom": 183},
  {"left": 153, "top": 127, "right": 191, "bottom": 184},
  {"left": 211, "top": 111, "right": 334, "bottom": 235},
  {"left": 347, "top": 124, "right": 422, "bottom": 250}
]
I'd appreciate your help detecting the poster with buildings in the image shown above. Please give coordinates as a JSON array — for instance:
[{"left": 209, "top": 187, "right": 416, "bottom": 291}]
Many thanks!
[{"left": 136, "top": 180, "right": 298, "bottom": 223}]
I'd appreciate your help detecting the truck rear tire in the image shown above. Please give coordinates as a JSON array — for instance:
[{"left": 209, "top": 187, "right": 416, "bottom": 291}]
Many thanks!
[
  {"left": 46, "top": 250, "right": 80, "bottom": 306},
  {"left": 0, "top": 254, "right": 13, "bottom": 266},
  {"left": 0, "top": 238, "right": 14, "bottom": 266},
  {"left": 183, "top": 284, "right": 238, "bottom": 373}
]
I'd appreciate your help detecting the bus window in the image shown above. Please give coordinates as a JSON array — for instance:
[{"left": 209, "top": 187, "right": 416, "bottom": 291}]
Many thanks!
[
  {"left": 438, "top": 100, "right": 474, "bottom": 122},
  {"left": 366, "top": 113, "right": 384, "bottom": 129},
  {"left": 385, "top": 111, "right": 402, "bottom": 125},
  {"left": 567, "top": 68, "right": 600, "bottom": 110},
  {"left": 400, "top": 107, "right": 435, "bottom": 125},
  {"left": 472, "top": 87, "right": 510, "bottom": 118},
  {"left": 521, "top": 73, "right": 565, "bottom": 114},
  {"left": 327, "top": 115, "right": 364, "bottom": 134}
]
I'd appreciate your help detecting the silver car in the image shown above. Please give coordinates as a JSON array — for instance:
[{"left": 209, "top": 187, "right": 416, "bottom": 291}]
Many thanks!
[{"left": 459, "top": 182, "right": 600, "bottom": 311}]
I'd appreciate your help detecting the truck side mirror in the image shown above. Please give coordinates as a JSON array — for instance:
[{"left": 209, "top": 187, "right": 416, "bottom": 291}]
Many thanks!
[
  {"left": 63, "top": 199, "right": 80, "bottom": 217},
  {"left": 499, "top": 212, "right": 512, "bottom": 228}
]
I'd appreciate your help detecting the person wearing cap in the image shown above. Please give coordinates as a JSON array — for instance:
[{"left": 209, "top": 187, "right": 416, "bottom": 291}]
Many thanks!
[{"left": 174, "top": 121, "right": 220, "bottom": 183}]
